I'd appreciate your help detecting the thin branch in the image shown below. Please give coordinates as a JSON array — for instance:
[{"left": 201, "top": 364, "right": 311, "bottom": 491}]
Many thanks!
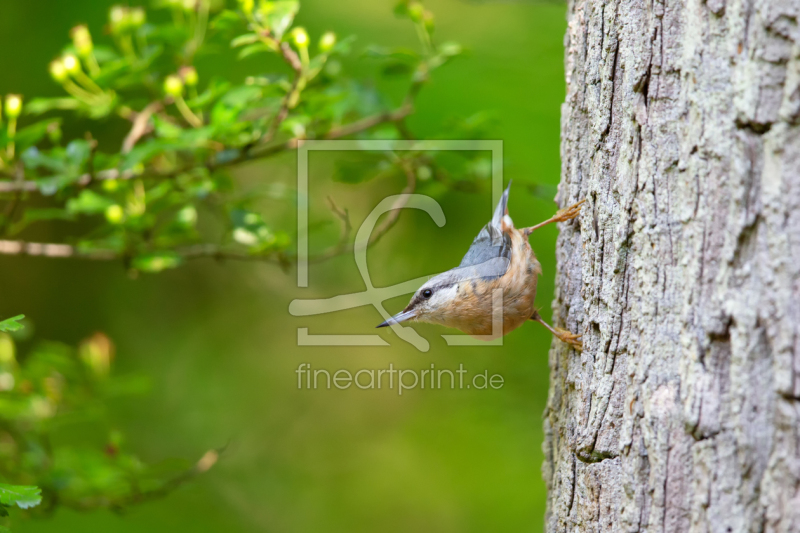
[
  {"left": 108, "top": 446, "right": 224, "bottom": 510},
  {"left": 363, "top": 160, "right": 417, "bottom": 247},
  {"left": 305, "top": 158, "right": 417, "bottom": 264},
  {"left": 0, "top": 162, "right": 25, "bottom": 235},
  {"left": 0, "top": 239, "right": 117, "bottom": 259},
  {"left": 318, "top": 195, "right": 353, "bottom": 259},
  {"left": 49, "top": 446, "right": 226, "bottom": 513},
  {"left": 122, "top": 101, "right": 163, "bottom": 154},
  {"left": 0, "top": 104, "right": 413, "bottom": 194},
  {"left": 0, "top": 159, "right": 417, "bottom": 266},
  {"left": 261, "top": 40, "right": 304, "bottom": 145}
]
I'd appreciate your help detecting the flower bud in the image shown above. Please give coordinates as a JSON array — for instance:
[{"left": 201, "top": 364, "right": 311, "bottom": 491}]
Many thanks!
[
  {"left": 49, "top": 60, "right": 69, "bottom": 83},
  {"left": 180, "top": 66, "right": 198, "bottom": 86},
  {"left": 407, "top": 2, "right": 424, "bottom": 22},
  {"left": 319, "top": 31, "right": 336, "bottom": 53},
  {"left": 176, "top": 205, "right": 197, "bottom": 226},
  {"left": 238, "top": 0, "right": 254, "bottom": 15},
  {"left": 0, "top": 372, "right": 14, "bottom": 392},
  {"left": 130, "top": 7, "right": 146, "bottom": 27},
  {"left": 291, "top": 27, "right": 309, "bottom": 48},
  {"left": 416, "top": 165, "right": 432, "bottom": 181},
  {"left": 0, "top": 334, "right": 15, "bottom": 364},
  {"left": 163, "top": 74, "right": 184, "bottom": 97},
  {"left": 105, "top": 204, "right": 125, "bottom": 224},
  {"left": 79, "top": 332, "right": 114, "bottom": 377},
  {"left": 423, "top": 10, "right": 435, "bottom": 32},
  {"left": 62, "top": 54, "right": 81, "bottom": 75},
  {"left": 109, "top": 5, "right": 127, "bottom": 32},
  {"left": 196, "top": 450, "right": 218, "bottom": 472},
  {"left": 71, "top": 25, "right": 94, "bottom": 57},
  {"left": 47, "top": 122, "right": 62, "bottom": 144},
  {"left": 5, "top": 95, "right": 22, "bottom": 119}
]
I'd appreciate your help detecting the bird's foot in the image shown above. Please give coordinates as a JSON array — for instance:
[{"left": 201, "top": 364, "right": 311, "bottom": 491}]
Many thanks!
[
  {"left": 523, "top": 199, "right": 586, "bottom": 235},
  {"left": 553, "top": 327, "right": 583, "bottom": 351},
  {"left": 531, "top": 311, "right": 583, "bottom": 351},
  {"left": 552, "top": 199, "right": 586, "bottom": 224}
]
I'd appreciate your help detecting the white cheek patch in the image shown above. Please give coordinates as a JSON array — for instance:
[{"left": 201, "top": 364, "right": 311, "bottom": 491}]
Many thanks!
[
  {"left": 426, "top": 285, "right": 459, "bottom": 319},
  {"left": 502, "top": 214, "right": 515, "bottom": 230}
]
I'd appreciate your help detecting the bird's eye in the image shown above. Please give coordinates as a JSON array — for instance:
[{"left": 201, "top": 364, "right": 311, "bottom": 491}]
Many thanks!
[{"left": 422, "top": 289, "right": 433, "bottom": 299}]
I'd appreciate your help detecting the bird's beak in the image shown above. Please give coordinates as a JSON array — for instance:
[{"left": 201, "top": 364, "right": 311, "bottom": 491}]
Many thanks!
[{"left": 376, "top": 309, "right": 417, "bottom": 328}]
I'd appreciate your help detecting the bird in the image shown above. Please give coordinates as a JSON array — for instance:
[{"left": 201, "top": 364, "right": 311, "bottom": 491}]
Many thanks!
[{"left": 377, "top": 183, "right": 585, "bottom": 350}]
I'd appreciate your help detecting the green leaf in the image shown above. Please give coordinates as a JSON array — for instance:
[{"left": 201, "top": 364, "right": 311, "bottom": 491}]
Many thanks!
[
  {"left": 211, "top": 9, "right": 243, "bottom": 32},
  {"left": 66, "top": 139, "right": 92, "bottom": 168},
  {"left": 25, "top": 97, "right": 80, "bottom": 115},
  {"left": 185, "top": 78, "right": 232, "bottom": 109},
  {"left": 364, "top": 45, "right": 419, "bottom": 61},
  {"left": 0, "top": 483, "right": 42, "bottom": 509},
  {"left": 438, "top": 41, "right": 464, "bottom": 57},
  {"left": 262, "top": 0, "right": 299, "bottom": 39},
  {"left": 393, "top": 0, "right": 410, "bottom": 17},
  {"left": 332, "top": 156, "right": 387, "bottom": 184},
  {"left": 230, "top": 33, "right": 261, "bottom": 48},
  {"left": 92, "top": 45, "right": 121, "bottom": 63},
  {"left": 330, "top": 34, "right": 357, "bottom": 56},
  {"left": 381, "top": 61, "right": 414, "bottom": 77},
  {"left": 9, "top": 208, "right": 75, "bottom": 234},
  {"left": 122, "top": 139, "right": 183, "bottom": 171},
  {"left": 66, "top": 190, "right": 114, "bottom": 215},
  {"left": 0, "top": 315, "right": 25, "bottom": 333},
  {"left": 211, "top": 85, "right": 263, "bottom": 125},
  {"left": 237, "top": 43, "right": 272, "bottom": 60},
  {"left": 152, "top": 116, "right": 184, "bottom": 139},
  {"left": 132, "top": 252, "right": 183, "bottom": 272},
  {"left": 21, "top": 146, "right": 68, "bottom": 174},
  {"left": 35, "top": 174, "right": 82, "bottom": 196},
  {"left": 13, "top": 120, "right": 61, "bottom": 152}
]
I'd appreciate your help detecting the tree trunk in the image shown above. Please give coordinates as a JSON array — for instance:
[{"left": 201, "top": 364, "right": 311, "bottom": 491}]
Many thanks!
[{"left": 543, "top": 0, "right": 800, "bottom": 532}]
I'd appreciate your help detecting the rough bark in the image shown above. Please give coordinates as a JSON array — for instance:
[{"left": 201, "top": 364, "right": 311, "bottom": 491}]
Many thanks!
[{"left": 543, "top": 0, "right": 800, "bottom": 532}]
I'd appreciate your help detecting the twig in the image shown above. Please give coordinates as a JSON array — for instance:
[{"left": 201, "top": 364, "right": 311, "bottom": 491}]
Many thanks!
[
  {"left": 321, "top": 195, "right": 353, "bottom": 258},
  {"left": 0, "top": 238, "right": 291, "bottom": 264},
  {"left": 261, "top": 38, "right": 303, "bottom": 146},
  {"left": 363, "top": 160, "right": 417, "bottom": 247},
  {"left": 0, "top": 239, "right": 117, "bottom": 259},
  {"left": 47, "top": 445, "right": 226, "bottom": 513},
  {"left": 122, "top": 101, "right": 163, "bottom": 153},
  {"left": 306, "top": 158, "right": 417, "bottom": 264},
  {"left": 108, "top": 446, "right": 224, "bottom": 510},
  {"left": 0, "top": 104, "right": 413, "bottom": 193},
  {"left": 0, "top": 160, "right": 416, "bottom": 265},
  {"left": 0, "top": 162, "right": 25, "bottom": 235}
]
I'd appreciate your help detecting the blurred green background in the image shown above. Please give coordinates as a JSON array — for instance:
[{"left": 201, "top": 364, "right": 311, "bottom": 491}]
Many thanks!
[{"left": 0, "top": 0, "right": 565, "bottom": 531}]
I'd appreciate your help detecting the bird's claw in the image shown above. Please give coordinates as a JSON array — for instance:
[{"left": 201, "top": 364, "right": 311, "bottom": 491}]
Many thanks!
[
  {"left": 553, "top": 327, "right": 583, "bottom": 351},
  {"left": 553, "top": 199, "right": 586, "bottom": 224}
]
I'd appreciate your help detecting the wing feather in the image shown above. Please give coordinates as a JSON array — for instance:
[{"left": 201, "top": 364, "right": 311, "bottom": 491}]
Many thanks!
[{"left": 457, "top": 182, "right": 513, "bottom": 279}]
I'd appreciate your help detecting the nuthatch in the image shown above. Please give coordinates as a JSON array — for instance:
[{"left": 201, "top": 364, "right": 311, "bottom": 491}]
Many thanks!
[{"left": 377, "top": 183, "right": 585, "bottom": 350}]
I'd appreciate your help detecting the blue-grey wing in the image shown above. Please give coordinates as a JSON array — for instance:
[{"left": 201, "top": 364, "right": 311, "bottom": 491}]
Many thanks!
[{"left": 457, "top": 182, "right": 512, "bottom": 279}]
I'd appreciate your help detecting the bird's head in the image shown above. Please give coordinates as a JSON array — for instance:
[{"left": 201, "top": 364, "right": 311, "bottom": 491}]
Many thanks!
[
  {"left": 376, "top": 258, "right": 507, "bottom": 330},
  {"left": 376, "top": 272, "right": 464, "bottom": 328}
]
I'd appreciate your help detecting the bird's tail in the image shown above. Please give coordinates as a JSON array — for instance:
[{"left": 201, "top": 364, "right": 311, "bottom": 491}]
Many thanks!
[{"left": 490, "top": 181, "right": 512, "bottom": 232}]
